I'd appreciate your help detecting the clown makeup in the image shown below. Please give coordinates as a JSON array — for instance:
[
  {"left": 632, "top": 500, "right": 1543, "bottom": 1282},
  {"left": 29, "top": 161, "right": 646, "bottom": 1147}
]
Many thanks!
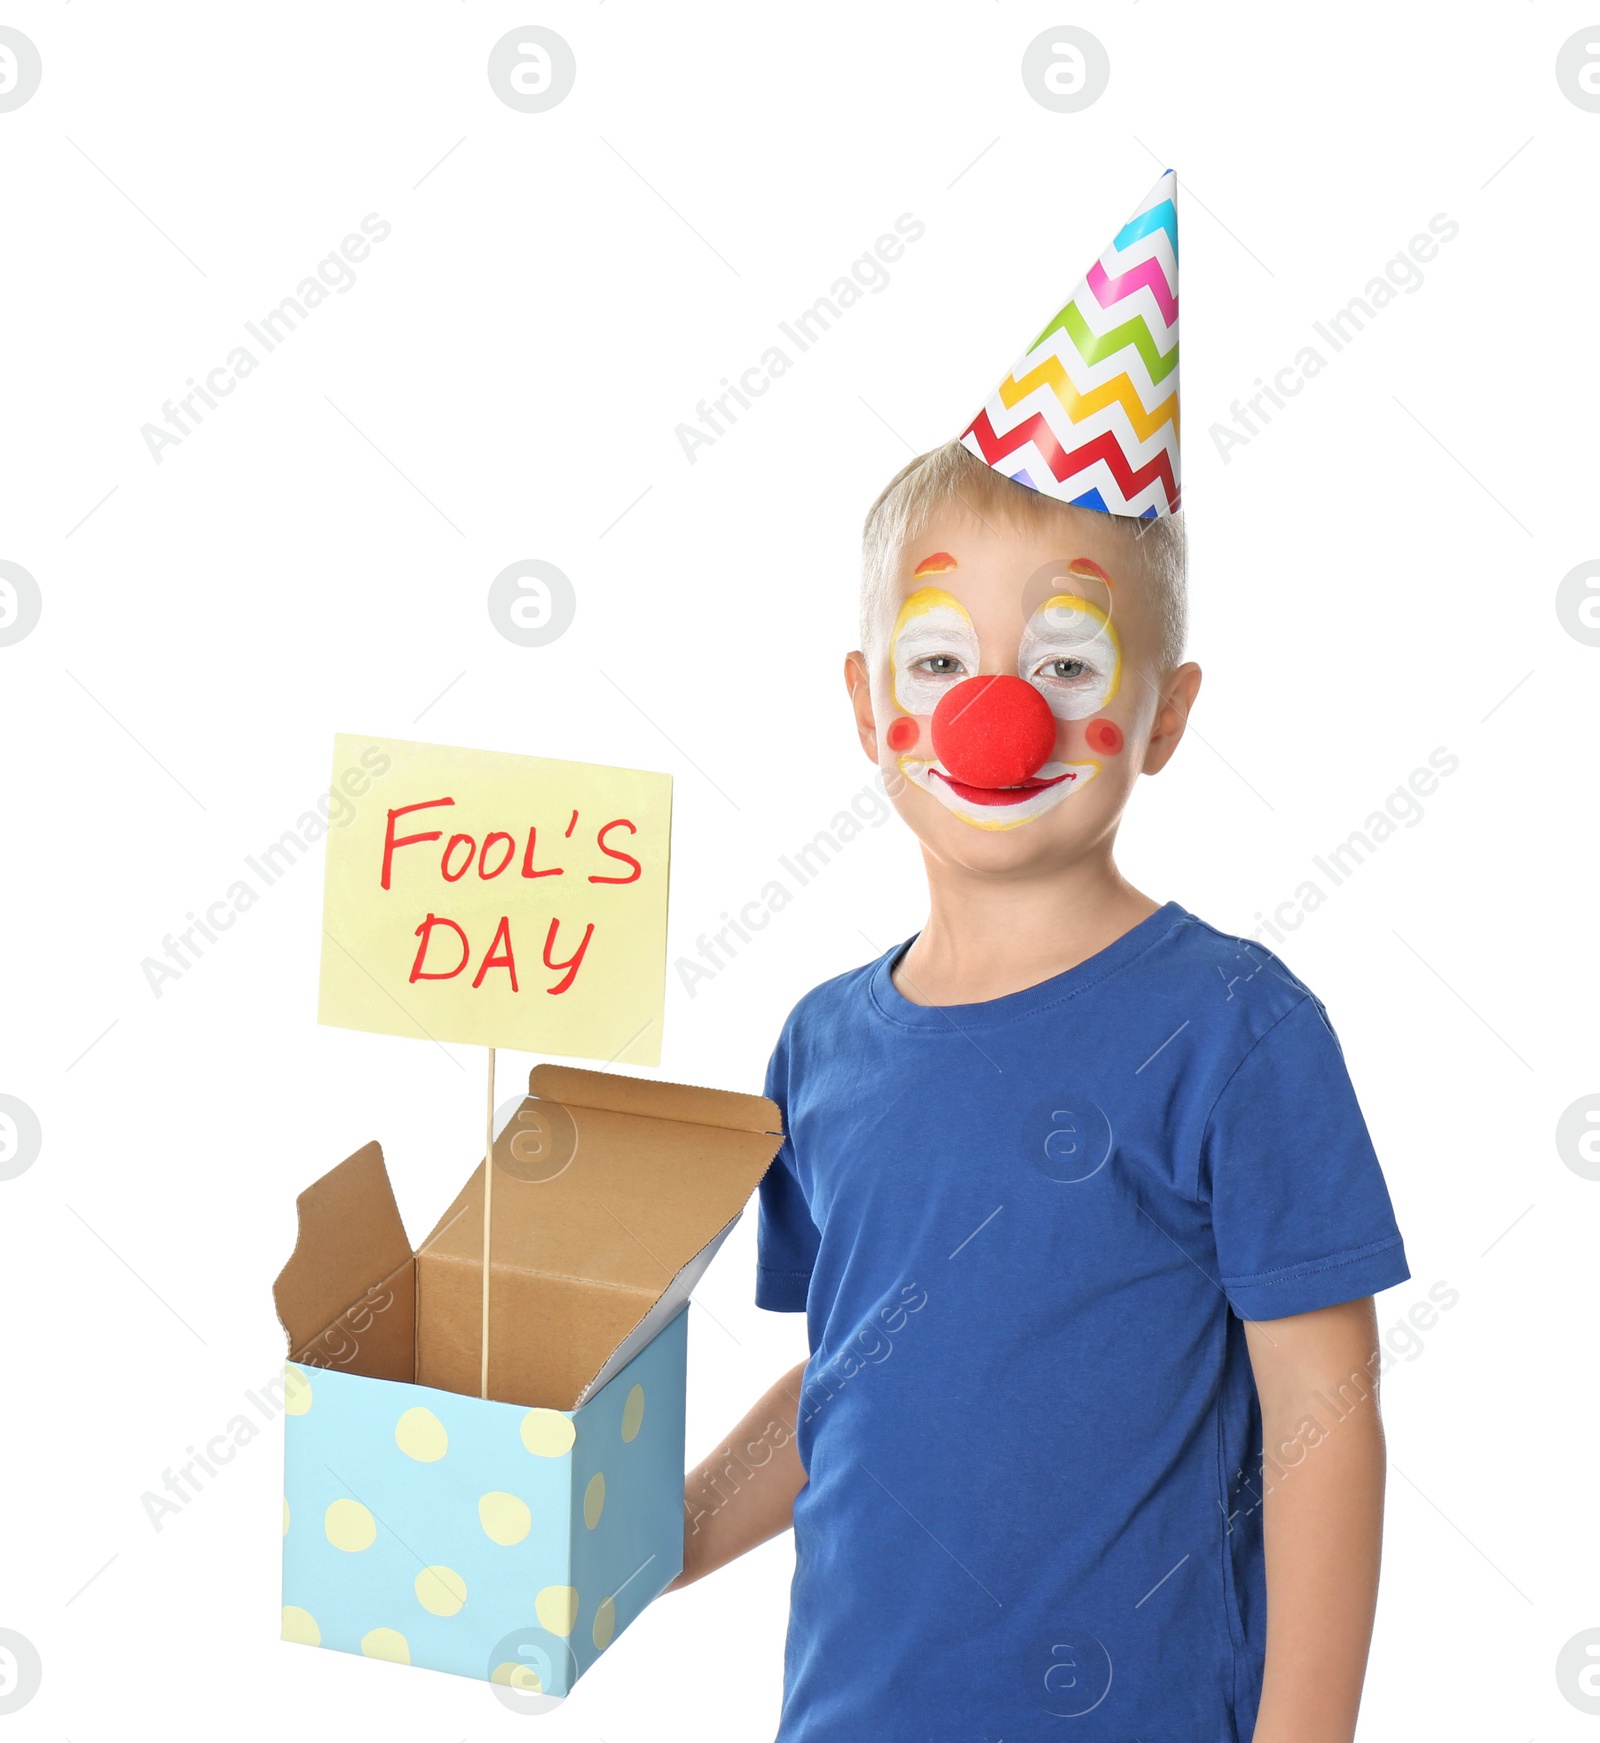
[
  {"left": 1018, "top": 595, "right": 1122, "bottom": 721},
  {"left": 886, "top": 586, "right": 1102, "bottom": 832},
  {"left": 890, "top": 588, "right": 979, "bottom": 716}
]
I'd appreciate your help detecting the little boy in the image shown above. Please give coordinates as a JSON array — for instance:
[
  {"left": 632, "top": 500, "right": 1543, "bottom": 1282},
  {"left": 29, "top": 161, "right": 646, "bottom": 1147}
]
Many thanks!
[{"left": 672, "top": 174, "right": 1408, "bottom": 1743}]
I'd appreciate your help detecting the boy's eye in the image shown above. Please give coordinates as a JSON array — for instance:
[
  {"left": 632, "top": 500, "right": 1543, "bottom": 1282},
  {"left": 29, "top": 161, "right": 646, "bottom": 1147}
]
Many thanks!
[
  {"left": 914, "top": 654, "right": 966, "bottom": 676},
  {"left": 1036, "top": 657, "right": 1090, "bottom": 681}
]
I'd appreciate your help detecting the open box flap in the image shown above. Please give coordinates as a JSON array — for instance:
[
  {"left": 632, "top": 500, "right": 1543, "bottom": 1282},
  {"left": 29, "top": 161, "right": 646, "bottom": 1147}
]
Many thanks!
[
  {"left": 416, "top": 1073, "right": 783, "bottom": 1291},
  {"left": 526, "top": 1064, "right": 782, "bottom": 1136},
  {"left": 273, "top": 1141, "right": 413, "bottom": 1359},
  {"left": 414, "top": 1070, "right": 783, "bottom": 1406}
]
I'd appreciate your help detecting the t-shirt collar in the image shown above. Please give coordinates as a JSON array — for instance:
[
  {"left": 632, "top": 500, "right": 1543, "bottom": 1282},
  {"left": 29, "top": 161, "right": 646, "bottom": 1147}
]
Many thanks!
[{"left": 868, "top": 900, "right": 1192, "bottom": 1030}]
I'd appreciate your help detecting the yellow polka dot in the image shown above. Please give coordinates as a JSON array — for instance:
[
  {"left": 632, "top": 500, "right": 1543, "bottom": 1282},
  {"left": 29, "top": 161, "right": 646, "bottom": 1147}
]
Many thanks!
[
  {"left": 478, "top": 1490, "right": 532, "bottom": 1546},
  {"left": 282, "top": 1498, "right": 290, "bottom": 1536},
  {"left": 325, "top": 1498, "right": 377, "bottom": 1552},
  {"left": 281, "top": 1604, "right": 320, "bottom": 1646},
  {"left": 360, "top": 1627, "right": 410, "bottom": 1664},
  {"left": 394, "top": 1406, "right": 448, "bottom": 1462},
  {"left": 414, "top": 1564, "right": 467, "bottom": 1617},
  {"left": 535, "top": 1585, "right": 579, "bottom": 1637},
  {"left": 583, "top": 1472, "right": 606, "bottom": 1529},
  {"left": 520, "top": 1408, "right": 576, "bottom": 1457},
  {"left": 491, "top": 1661, "right": 543, "bottom": 1691},
  {"left": 621, "top": 1383, "right": 645, "bottom": 1441},
  {"left": 592, "top": 1596, "right": 616, "bottom": 1649},
  {"left": 283, "top": 1366, "right": 313, "bottom": 1415}
]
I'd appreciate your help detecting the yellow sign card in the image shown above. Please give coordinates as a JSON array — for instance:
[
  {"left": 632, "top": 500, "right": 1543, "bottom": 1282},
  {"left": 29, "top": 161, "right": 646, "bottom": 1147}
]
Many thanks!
[{"left": 317, "top": 735, "right": 671, "bottom": 1065}]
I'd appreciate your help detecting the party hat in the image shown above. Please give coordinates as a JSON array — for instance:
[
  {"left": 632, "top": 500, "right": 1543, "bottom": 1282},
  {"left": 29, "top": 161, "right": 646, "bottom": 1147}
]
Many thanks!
[{"left": 961, "top": 170, "right": 1179, "bottom": 518}]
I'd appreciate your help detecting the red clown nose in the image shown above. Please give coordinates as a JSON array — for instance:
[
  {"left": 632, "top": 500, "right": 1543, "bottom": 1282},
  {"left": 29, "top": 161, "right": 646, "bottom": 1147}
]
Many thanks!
[{"left": 931, "top": 675, "right": 1057, "bottom": 788}]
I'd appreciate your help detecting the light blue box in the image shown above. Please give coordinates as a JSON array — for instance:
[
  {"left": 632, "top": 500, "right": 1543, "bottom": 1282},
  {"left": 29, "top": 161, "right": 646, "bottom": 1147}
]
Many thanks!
[
  {"left": 274, "top": 1067, "right": 784, "bottom": 1696},
  {"left": 281, "top": 1308, "right": 686, "bottom": 1695}
]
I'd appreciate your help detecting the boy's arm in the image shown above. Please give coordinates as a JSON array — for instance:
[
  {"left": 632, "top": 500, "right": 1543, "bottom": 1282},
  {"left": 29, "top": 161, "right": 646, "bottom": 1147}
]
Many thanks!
[
  {"left": 668, "top": 1359, "right": 809, "bottom": 1589},
  {"left": 1243, "top": 1296, "right": 1386, "bottom": 1743}
]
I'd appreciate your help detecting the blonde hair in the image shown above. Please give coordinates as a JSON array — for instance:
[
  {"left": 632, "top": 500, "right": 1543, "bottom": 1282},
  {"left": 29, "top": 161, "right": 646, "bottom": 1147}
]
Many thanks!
[{"left": 860, "top": 440, "right": 1188, "bottom": 670}]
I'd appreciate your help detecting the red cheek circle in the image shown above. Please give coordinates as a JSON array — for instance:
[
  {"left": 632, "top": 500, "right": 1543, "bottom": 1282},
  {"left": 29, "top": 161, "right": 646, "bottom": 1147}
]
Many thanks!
[
  {"left": 886, "top": 717, "right": 919, "bottom": 752},
  {"left": 1085, "top": 718, "right": 1123, "bottom": 756}
]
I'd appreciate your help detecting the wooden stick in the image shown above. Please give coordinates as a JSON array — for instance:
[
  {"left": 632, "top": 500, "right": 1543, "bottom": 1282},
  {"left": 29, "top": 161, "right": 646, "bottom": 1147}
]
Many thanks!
[{"left": 480, "top": 1045, "right": 495, "bottom": 1400}]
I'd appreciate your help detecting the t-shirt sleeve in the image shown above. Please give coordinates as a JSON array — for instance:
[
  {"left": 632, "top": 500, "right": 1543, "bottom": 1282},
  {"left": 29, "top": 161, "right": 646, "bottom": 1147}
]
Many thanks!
[
  {"left": 1202, "top": 994, "right": 1409, "bottom": 1321},
  {"left": 755, "top": 1028, "right": 819, "bottom": 1313}
]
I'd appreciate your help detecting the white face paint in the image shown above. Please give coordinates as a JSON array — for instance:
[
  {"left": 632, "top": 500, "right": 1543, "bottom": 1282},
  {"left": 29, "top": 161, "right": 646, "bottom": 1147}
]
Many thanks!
[
  {"left": 890, "top": 588, "right": 979, "bottom": 717},
  {"left": 1017, "top": 595, "right": 1122, "bottom": 721}
]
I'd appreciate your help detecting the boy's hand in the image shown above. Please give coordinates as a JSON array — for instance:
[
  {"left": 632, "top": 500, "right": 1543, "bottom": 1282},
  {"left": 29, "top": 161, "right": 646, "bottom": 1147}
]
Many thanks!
[
  {"left": 1244, "top": 1297, "right": 1385, "bottom": 1743},
  {"left": 667, "top": 1359, "right": 809, "bottom": 1590}
]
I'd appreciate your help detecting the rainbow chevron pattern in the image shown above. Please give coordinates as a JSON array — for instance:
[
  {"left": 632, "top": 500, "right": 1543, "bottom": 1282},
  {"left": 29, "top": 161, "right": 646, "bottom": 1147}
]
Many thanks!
[{"left": 961, "top": 171, "right": 1180, "bottom": 518}]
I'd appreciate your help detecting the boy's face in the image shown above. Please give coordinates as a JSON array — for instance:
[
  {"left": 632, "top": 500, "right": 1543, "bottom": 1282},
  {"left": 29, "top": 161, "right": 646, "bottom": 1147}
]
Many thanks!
[{"left": 846, "top": 502, "right": 1200, "bottom": 875}]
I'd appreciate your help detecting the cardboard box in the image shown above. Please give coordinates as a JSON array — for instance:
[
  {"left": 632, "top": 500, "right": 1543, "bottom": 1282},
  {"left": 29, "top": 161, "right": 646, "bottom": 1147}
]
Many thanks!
[{"left": 274, "top": 1065, "right": 783, "bottom": 1694}]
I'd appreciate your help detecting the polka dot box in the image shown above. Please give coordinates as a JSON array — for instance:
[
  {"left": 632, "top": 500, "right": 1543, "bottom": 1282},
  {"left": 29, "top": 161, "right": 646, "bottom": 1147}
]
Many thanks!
[
  {"left": 275, "top": 1066, "right": 784, "bottom": 1694},
  {"left": 280, "top": 1313, "right": 684, "bottom": 1692}
]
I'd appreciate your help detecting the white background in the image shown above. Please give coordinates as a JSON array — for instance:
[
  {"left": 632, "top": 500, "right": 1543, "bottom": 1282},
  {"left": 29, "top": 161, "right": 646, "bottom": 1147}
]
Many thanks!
[{"left": 1, "top": 3, "right": 1596, "bottom": 1738}]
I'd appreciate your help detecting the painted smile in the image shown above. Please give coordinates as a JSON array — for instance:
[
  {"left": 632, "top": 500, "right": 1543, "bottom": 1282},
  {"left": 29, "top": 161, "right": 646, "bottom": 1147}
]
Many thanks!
[
  {"left": 899, "top": 757, "right": 1099, "bottom": 830},
  {"left": 932, "top": 768, "right": 1075, "bottom": 807}
]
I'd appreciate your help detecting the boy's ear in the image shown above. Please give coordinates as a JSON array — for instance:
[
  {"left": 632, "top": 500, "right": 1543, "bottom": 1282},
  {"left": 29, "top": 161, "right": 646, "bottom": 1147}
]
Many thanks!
[
  {"left": 843, "top": 651, "right": 880, "bottom": 764},
  {"left": 1143, "top": 661, "right": 1203, "bottom": 776}
]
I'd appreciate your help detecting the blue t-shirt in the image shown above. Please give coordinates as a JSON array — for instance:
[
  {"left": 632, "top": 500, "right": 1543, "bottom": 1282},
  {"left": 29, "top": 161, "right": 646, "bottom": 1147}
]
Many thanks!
[{"left": 756, "top": 903, "right": 1408, "bottom": 1743}]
